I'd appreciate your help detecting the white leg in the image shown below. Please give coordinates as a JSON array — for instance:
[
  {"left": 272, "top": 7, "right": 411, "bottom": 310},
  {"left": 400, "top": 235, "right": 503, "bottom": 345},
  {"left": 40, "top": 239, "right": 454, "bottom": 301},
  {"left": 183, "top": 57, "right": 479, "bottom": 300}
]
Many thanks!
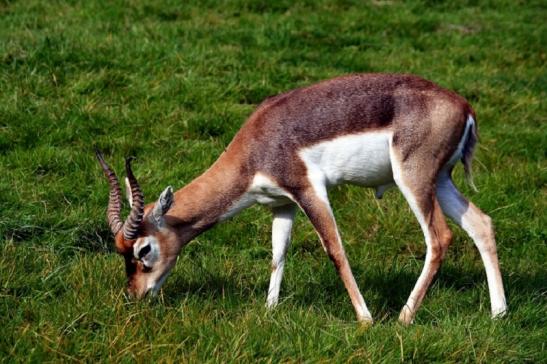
[
  {"left": 266, "top": 204, "right": 296, "bottom": 308},
  {"left": 437, "top": 176, "right": 507, "bottom": 317}
]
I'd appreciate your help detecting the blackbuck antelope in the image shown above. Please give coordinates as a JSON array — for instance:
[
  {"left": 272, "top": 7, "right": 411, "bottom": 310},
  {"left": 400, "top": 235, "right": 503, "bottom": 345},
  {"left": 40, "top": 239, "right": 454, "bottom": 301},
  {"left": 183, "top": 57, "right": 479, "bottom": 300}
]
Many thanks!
[{"left": 97, "top": 73, "right": 507, "bottom": 324}]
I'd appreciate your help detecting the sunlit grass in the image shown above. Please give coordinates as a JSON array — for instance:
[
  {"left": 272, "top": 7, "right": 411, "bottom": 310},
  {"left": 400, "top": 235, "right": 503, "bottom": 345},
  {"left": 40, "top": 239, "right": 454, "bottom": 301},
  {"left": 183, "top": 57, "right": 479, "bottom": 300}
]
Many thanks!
[{"left": 1, "top": 0, "right": 545, "bottom": 362}]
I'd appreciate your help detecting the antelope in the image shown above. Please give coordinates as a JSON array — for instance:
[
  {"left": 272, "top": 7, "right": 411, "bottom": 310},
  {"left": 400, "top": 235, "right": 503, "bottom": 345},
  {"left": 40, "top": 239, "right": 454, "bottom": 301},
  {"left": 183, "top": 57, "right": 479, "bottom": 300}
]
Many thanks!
[{"left": 96, "top": 73, "right": 507, "bottom": 324}]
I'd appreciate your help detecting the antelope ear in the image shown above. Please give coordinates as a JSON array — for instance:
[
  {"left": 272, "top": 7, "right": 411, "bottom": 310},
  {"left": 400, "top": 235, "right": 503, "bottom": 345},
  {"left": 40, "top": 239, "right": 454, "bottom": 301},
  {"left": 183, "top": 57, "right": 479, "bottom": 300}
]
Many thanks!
[
  {"left": 125, "top": 177, "right": 133, "bottom": 208},
  {"left": 150, "top": 186, "right": 174, "bottom": 227}
]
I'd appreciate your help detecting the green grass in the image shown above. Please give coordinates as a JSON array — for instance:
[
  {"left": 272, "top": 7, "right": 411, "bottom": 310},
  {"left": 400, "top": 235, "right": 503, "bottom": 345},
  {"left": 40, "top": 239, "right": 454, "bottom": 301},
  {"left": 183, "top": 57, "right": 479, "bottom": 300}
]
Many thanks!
[{"left": 1, "top": 0, "right": 546, "bottom": 362}]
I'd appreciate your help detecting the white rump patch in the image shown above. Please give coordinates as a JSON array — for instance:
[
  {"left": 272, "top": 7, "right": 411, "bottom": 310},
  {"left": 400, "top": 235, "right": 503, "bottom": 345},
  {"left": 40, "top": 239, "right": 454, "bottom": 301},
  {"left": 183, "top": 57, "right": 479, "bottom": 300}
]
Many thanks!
[{"left": 444, "top": 115, "right": 474, "bottom": 170}]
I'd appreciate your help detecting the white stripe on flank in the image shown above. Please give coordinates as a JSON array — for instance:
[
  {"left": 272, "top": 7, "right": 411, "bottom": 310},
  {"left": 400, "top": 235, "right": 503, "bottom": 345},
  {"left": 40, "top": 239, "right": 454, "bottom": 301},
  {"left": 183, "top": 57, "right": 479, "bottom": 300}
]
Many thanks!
[{"left": 298, "top": 130, "right": 394, "bottom": 192}]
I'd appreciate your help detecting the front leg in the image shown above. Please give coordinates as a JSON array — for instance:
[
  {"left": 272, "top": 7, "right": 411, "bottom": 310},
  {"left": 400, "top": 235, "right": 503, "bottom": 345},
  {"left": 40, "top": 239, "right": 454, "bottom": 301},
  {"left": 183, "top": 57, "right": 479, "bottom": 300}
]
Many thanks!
[
  {"left": 266, "top": 204, "right": 297, "bottom": 308},
  {"left": 296, "top": 186, "right": 373, "bottom": 324}
]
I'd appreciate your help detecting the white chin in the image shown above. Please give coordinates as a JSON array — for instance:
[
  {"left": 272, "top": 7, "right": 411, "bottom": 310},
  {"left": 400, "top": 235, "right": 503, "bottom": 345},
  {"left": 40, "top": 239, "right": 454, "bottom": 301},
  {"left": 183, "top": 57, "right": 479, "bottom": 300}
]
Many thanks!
[
  {"left": 147, "top": 271, "right": 171, "bottom": 296},
  {"left": 146, "top": 283, "right": 162, "bottom": 297}
]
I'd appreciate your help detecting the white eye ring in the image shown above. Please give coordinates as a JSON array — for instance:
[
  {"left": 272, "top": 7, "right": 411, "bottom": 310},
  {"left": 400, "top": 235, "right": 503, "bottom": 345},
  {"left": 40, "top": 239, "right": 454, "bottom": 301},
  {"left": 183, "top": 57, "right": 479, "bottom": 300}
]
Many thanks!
[
  {"left": 134, "top": 237, "right": 160, "bottom": 267},
  {"left": 137, "top": 244, "right": 151, "bottom": 259}
]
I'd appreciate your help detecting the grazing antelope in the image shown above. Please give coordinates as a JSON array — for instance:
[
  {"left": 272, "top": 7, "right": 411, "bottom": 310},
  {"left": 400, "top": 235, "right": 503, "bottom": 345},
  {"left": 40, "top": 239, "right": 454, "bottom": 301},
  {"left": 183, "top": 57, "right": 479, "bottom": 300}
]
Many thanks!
[{"left": 96, "top": 73, "right": 507, "bottom": 324}]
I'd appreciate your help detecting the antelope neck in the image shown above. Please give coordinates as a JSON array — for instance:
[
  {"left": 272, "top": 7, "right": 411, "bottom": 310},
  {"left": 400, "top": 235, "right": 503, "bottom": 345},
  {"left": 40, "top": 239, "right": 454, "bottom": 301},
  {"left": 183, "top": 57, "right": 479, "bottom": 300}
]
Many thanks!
[{"left": 164, "top": 151, "right": 252, "bottom": 233}]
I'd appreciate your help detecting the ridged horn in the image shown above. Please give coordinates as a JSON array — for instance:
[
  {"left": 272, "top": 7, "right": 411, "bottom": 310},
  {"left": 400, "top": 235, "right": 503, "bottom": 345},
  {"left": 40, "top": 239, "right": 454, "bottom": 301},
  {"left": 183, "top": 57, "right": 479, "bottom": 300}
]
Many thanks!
[
  {"left": 95, "top": 149, "right": 123, "bottom": 235},
  {"left": 122, "top": 157, "right": 145, "bottom": 240}
]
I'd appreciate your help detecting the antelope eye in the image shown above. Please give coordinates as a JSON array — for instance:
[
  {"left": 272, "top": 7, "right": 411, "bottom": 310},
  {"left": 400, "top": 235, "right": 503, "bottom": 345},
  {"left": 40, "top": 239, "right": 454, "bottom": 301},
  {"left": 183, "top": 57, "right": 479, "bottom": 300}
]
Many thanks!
[{"left": 138, "top": 244, "right": 151, "bottom": 259}]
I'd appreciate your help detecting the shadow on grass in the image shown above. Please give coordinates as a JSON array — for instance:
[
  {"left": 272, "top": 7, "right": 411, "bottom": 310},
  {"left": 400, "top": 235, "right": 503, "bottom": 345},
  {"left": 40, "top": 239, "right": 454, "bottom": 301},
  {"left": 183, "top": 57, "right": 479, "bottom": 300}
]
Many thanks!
[
  {"left": 162, "top": 272, "right": 247, "bottom": 306},
  {"left": 157, "top": 261, "right": 546, "bottom": 321}
]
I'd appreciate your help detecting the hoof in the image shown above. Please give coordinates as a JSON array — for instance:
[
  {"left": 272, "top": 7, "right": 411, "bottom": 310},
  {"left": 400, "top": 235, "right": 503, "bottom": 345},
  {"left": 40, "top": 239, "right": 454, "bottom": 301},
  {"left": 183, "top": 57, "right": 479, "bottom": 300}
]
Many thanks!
[
  {"left": 357, "top": 315, "right": 374, "bottom": 328},
  {"left": 492, "top": 306, "right": 508, "bottom": 319},
  {"left": 398, "top": 306, "right": 414, "bottom": 326}
]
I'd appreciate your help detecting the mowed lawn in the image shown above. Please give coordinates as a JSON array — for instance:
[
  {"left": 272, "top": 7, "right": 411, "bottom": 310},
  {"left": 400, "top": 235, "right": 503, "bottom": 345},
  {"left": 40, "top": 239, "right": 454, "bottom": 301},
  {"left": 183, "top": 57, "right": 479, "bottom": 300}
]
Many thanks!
[{"left": 1, "top": 0, "right": 545, "bottom": 362}]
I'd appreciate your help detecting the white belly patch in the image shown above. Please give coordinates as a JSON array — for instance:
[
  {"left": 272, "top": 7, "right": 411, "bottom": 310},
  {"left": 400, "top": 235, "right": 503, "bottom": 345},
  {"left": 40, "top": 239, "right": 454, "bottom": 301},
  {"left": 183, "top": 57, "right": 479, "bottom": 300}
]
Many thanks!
[{"left": 298, "top": 131, "right": 394, "bottom": 187}]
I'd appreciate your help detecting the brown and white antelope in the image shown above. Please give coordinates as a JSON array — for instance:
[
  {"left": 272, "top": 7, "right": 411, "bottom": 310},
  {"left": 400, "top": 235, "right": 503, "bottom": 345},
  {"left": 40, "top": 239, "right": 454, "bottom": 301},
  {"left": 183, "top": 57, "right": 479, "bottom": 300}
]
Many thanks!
[{"left": 96, "top": 73, "right": 507, "bottom": 324}]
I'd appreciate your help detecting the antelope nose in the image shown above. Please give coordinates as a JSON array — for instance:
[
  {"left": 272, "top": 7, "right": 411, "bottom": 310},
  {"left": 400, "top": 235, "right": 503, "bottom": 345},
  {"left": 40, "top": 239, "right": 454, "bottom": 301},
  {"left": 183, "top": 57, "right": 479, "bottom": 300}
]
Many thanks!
[
  {"left": 126, "top": 286, "right": 150, "bottom": 300},
  {"left": 126, "top": 288, "right": 136, "bottom": 299}
]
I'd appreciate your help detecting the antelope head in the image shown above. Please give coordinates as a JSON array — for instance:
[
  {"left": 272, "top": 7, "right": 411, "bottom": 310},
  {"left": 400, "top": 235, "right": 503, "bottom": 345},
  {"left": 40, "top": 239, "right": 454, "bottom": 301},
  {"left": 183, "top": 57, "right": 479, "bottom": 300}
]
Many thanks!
[{"left": 95, "top": 150, "right": 180, "bottom": 298}]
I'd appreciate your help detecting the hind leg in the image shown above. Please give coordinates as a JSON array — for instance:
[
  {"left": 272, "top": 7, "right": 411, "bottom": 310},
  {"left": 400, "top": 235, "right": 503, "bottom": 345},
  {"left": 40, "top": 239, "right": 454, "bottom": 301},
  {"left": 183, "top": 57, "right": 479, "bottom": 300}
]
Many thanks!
[
  {"left": 390, "top": 148, "right": 453, "bottom": 324},
  {"left": 394, "top": 187, "right": 453, "bottom": 324},
  {"left": 437, "top": 175, "right": 507, "bottom": 317}
]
